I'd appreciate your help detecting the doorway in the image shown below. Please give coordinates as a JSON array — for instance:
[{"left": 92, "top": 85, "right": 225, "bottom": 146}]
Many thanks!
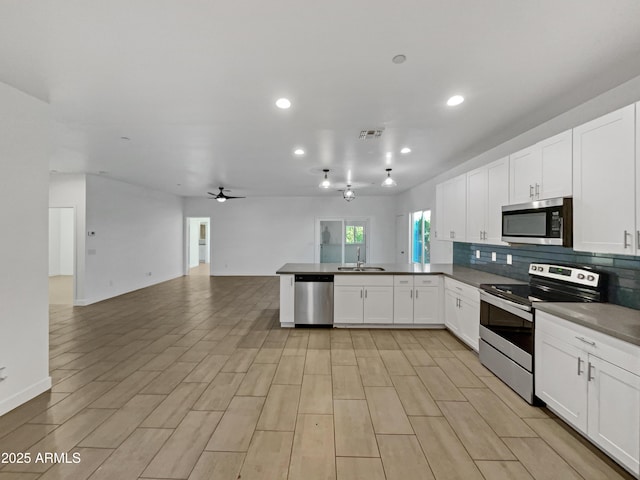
[
  {"left": 316, "top": 218, "right": 370, "bottom": 263},
  {"left": 186, "top": 217, "right": 210, "bottom": 275},
  {"left": 48, "top": 207, "right": 75, "bottom": 304}
]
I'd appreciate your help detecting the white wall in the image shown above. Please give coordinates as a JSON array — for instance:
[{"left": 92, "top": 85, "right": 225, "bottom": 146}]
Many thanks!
[
  {"left": 188, "top": 218, "right": 200, "bottom": 268},
  {"left": 48, "top": 207, "right": 74, "bottom": 276},
  {"left": 50, "top": 174, "right": 86, "bottom": 302},
  {"left": 396, "top": 73, "right": 640, "bottom": 264},
  {"left": 184, "top": 196, "right": 397, "bottom": 275},
  {"left": 0, "top": 82, "right": 51, "bottom": 416},
  {"left": 84, "top": 175, "right": 184, "bottom": 304}
]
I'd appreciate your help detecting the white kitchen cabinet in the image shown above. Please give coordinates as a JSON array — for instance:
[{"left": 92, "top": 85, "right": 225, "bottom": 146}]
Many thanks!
[
  {"left": 414, "top": 276, "right": 442, "bottom": 325},
  {"left": 573, "top": 104, "right": 636, "bottom": 255},
  {"left": 535, "top": 311, "right": 640, "bottom": 476},
  {"left": 394, "top": 276, "right": 442, "bottom": 325},
  {"left": 509, "top": 129, "right": 572, "bottom": 204},
  {"left": 363, "top": 286, "right": 394, "bottom": 324},
  {"left": 279, "top": 274, "right": 295, "bottom": 327},
  {"left": 434, "top": 183, "right": 445, "bottom": 240},
  {"left": 466, "top": 157, "right": 509, "bottom": 245},
  {"left": 393, "top": 276, "right": 414, "bottom": 324},
  {"left": 334, "top": 275, "right": 393, "bottom": 325},
  {"left": 444, "top": 278, "right": 480, "bottom": 351},
  {"left": 439, "top": 174, "right": 466, "bottom": 241}
]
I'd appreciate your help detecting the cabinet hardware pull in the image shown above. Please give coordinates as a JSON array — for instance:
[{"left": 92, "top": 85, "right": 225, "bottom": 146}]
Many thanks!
[
  {"left": 290, "top": 278, "right": 293, "bottom": 287},
  {"left": 623, "top": 230, "right": 631, "bottom": 249},
  {"left": 535, "top": 183, "right": 540, "bottom": 198},
  {"left": 365, "top": 289, "right": 367, "bottom": 299},
  {"left": 410, "top": 289, "right": 413, "bottom": 299},
  {"left": 588, "top": 362, "right": 595, "bottom": 381},
  {"left": 637, "top": 230, "right": 640, "bottom": 250},
  {"left": 577, "top": 357, "right": 583, "bottom": 375},
  {"left": 529, "top": 185, "right": 534, "bottom": 198},
  {"left": 483, "top": 231, "right": 487, "bottom": 240},
  {"left": 360, "top": 289, "right": 363, "bottom": 299},
  {"left": 416, "top": 290, "right": 419, "bottom": 299},
  {"left": 575, "top": 336, "right": 596, "bottom": 346},
  {"left": 480, "top": 230, "right": 483, "bottom": 240}
]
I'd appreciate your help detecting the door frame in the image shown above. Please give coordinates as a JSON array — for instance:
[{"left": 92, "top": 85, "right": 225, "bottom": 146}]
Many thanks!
[
  {"left": 184, "top": 217, "right": 211, "bottom": 275},
  {"left": 48, "top": 206, "right": 77, "bottom": 304}
]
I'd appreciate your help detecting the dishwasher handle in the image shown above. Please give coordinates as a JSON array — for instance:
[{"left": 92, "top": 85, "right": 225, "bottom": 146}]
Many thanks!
[{"left": 295, "top": 275, "right": 334, "bottom": 282}]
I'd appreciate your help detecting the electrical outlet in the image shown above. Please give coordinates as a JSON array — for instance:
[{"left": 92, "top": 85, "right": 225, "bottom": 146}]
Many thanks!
[
  {"left": 491, "top": 252, "right": 497, "bottom": 262},
  {"left": 507, "top": 254, "right": 513, "bottom": 265},
  {"left": 475, "top": 250, "right": 480, "bottom": 259},
  {"left": 0, "top": 366, "right": 7, "bottom": 381}
]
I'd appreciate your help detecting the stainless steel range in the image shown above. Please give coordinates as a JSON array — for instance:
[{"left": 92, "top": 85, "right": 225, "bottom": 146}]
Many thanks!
[{"left": 479, "top": 263, "right": 607, "bottom": 404}]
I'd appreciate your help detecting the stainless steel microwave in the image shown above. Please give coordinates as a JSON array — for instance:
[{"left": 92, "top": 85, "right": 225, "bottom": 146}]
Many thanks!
[{"left": 501, "top": 197, "right": 572, "bottom": 246}]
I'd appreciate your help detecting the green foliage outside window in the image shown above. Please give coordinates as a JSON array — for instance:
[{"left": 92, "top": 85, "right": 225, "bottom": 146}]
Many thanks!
[{"left": 345, "top": 225, "right": 364, "bottom": 244}]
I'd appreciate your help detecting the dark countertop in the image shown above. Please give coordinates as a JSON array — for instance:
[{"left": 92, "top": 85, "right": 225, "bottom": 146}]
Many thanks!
[
  {"left": 275, "top": 263, "right": 524, "bottom": 289},
  {"left": 535, "top": 302, "right": 640, "bottom": 347}
]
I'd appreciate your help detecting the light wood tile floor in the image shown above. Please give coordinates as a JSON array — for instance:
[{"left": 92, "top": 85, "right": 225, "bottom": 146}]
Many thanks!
[{"left": 1, "top": 275, "right": 634, "bottom": 479}]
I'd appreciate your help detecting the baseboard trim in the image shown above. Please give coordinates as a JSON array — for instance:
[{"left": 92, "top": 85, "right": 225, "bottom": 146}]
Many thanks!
[{"left": 0, "top": 376, "right": 52, "bottom": 417}]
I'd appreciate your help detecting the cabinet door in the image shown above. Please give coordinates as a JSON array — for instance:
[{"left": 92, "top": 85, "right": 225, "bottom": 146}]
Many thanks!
[
  {"left": 573, "top": 104, "right": 636, "bottom": 254},
  {"left": 534, "top": 332, "right": 588, "bottom": 434},
  {"left": 334, "top": 286, "right": 364, "bottom": 324},
  {"left": 509, "top": 144, "right": 541, "bottom": 204},
  {"left": 414, "top": 286, "right": 440, "bottom": 325},
  {"left": 279, "top": 275, "right": 295, "bottom": 325},
  {"left": 539, "top": 129, "right": 572, "bottom": 200},
  {"left": 435, "top": 183, "right": 445, "bottom": 240},
  {"left": 466, "top": 167, "right": 487, "bottom": 243},
  {"left": 393, "top": 286, "right": 413, "bottom": 324},
  {"left": 444, "top": 290, "right": 461, "bottom": 335},
  {"left": 485, "top": 157, "right": 509, "bottom": 245},
  {"left": 364, "top": 286, "right": 394, "bottom": 324},
  {"left": 444, "top": 174, "right": 467, "bottom": 241},
  {"left": 458, "top": 298, "right": 479, "bottom": 351},
  {"left": 587, "top": 356, "right": 640, "bottom": 476}
]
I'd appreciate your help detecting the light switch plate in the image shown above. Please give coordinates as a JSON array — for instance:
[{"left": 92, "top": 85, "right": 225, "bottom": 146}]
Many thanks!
[
  {"left": 491, "top": 252, "right": 497, "bottom": 262},
  {"left": 475, "top": 250, "right": 480, "bottom": 259},
  {"left": 507, "top": 254, "right": 513, "bottom": 265}
]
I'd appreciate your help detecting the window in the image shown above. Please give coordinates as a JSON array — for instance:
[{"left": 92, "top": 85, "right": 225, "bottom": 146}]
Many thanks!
[
  {"left": 345, "top": 225, "right": 364, "bottom": 244},
  {"left": 411, "top": 210, "right": 431, "bottom": 265}
]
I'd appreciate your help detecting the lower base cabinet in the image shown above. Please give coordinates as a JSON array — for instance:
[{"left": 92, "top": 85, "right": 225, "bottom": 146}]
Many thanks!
[
  {"left": 535, "top": 311, "right": 640, "bottom": 477},
  {"left": 334, "top": 275, "right": 393, "bottom": 324},
  {"left": 279, "top": 274, "right": 294, "bottom": 327},
  {"left": 393, "top": 275, "right": 442, "bottom": 324},
  {"left": 444, "top": 278, "right": 480, "bottom": 351}
]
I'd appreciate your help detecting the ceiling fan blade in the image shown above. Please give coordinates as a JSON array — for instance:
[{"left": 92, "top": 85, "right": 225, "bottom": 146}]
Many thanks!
[{"left": 224, "top": 195, "right": 245, "bottom": 199}]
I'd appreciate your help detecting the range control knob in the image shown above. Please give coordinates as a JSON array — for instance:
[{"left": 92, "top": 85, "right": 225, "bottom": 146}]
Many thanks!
[
  {"left": 587, "top": 275, "right": 595, "bottom": 282},
  {"left": 577, "top": 273, "right": 586, "bottom": 280}
]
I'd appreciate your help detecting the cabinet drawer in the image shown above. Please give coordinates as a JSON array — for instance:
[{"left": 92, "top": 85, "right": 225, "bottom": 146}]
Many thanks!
[
  {"left": 335, "top": 274, "right": 393, "bottom": 287},
  {"left": 415, "top": 275, "right": 442, "bottom": 287},
  {"left": 393, "top": 275, "right": 414, "bottom": 287},
  {"left": 444, "top": 277, "right": 479, "bottom": 302},
  {"left": 537, "top": 311, "right": 640, "bottom": 375}
]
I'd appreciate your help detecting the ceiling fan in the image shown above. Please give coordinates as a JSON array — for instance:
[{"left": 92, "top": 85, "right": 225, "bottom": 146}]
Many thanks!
[{"left": 207, "top": 187, "right": 245, "bottom": 203}]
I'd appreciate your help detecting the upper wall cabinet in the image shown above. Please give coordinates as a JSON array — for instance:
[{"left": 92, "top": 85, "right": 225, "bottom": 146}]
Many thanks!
[
  {"left": 439, "top": 174, "right": 467, "bottom": 242},
  {"left": 510, "top": 130, "right": 573, "bottom": 204},
  {"left": 466, "top": 157, "right": 509, "bottom": 245},
  {"left": 573, "top": 104, "right": 636, "bottom": 255}
]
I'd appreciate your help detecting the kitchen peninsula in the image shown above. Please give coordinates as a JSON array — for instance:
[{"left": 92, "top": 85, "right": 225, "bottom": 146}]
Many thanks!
[{"left": 276, "top": 263, "right": 523, "bottom": 351}]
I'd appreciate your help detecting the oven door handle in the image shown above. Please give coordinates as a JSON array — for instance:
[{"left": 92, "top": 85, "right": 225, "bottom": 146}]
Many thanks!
[{"left": 480, "top": 291, "right": 533, "bottom": 322}]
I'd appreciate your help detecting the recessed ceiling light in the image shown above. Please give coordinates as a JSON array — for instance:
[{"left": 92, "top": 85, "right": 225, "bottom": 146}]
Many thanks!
[
  {"left": 276, "top": 98, "right": 291, "bottom": 109},
  {"left": 294, "top": 148, "right": 305, "bottom": 156},
  {"left": 392, "top": 54, "right": 406, "bottom": 64},
  {"left": 400, "top": 147, "right": 411, "bottom": 154},
  {"left": 447, "top": 95, "right": 465, "bottom": 106}
]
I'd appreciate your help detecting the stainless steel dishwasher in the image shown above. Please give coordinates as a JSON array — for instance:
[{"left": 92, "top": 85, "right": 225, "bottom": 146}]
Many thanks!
[{"left": 294, "top": 274, "right": 334, "bottom": 326}]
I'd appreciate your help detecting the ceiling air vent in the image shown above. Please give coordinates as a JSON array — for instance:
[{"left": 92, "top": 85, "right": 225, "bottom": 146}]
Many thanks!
[{"left": 359, "top": 129, "right": 384, "bottom": 140}]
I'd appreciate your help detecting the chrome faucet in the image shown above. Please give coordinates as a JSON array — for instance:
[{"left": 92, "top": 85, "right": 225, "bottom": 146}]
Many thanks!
[{"left": 356, "top": 247, "right": 364, "bottom": 268}]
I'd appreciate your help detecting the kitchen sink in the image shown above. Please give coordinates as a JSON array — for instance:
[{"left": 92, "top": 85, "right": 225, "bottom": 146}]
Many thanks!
[{"left": 337, "top": 266, "right": 386, "bottom": 272}]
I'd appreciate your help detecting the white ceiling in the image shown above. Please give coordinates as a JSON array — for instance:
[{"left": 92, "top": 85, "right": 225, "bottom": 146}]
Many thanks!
[{"left": 2, "top": 0, "right": 640, "bottom": 198}]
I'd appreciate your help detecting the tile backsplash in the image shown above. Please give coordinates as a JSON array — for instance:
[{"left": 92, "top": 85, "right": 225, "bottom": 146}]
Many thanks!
[{"left": 453, "top": 242, "right": 640, "bottom": 310}]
